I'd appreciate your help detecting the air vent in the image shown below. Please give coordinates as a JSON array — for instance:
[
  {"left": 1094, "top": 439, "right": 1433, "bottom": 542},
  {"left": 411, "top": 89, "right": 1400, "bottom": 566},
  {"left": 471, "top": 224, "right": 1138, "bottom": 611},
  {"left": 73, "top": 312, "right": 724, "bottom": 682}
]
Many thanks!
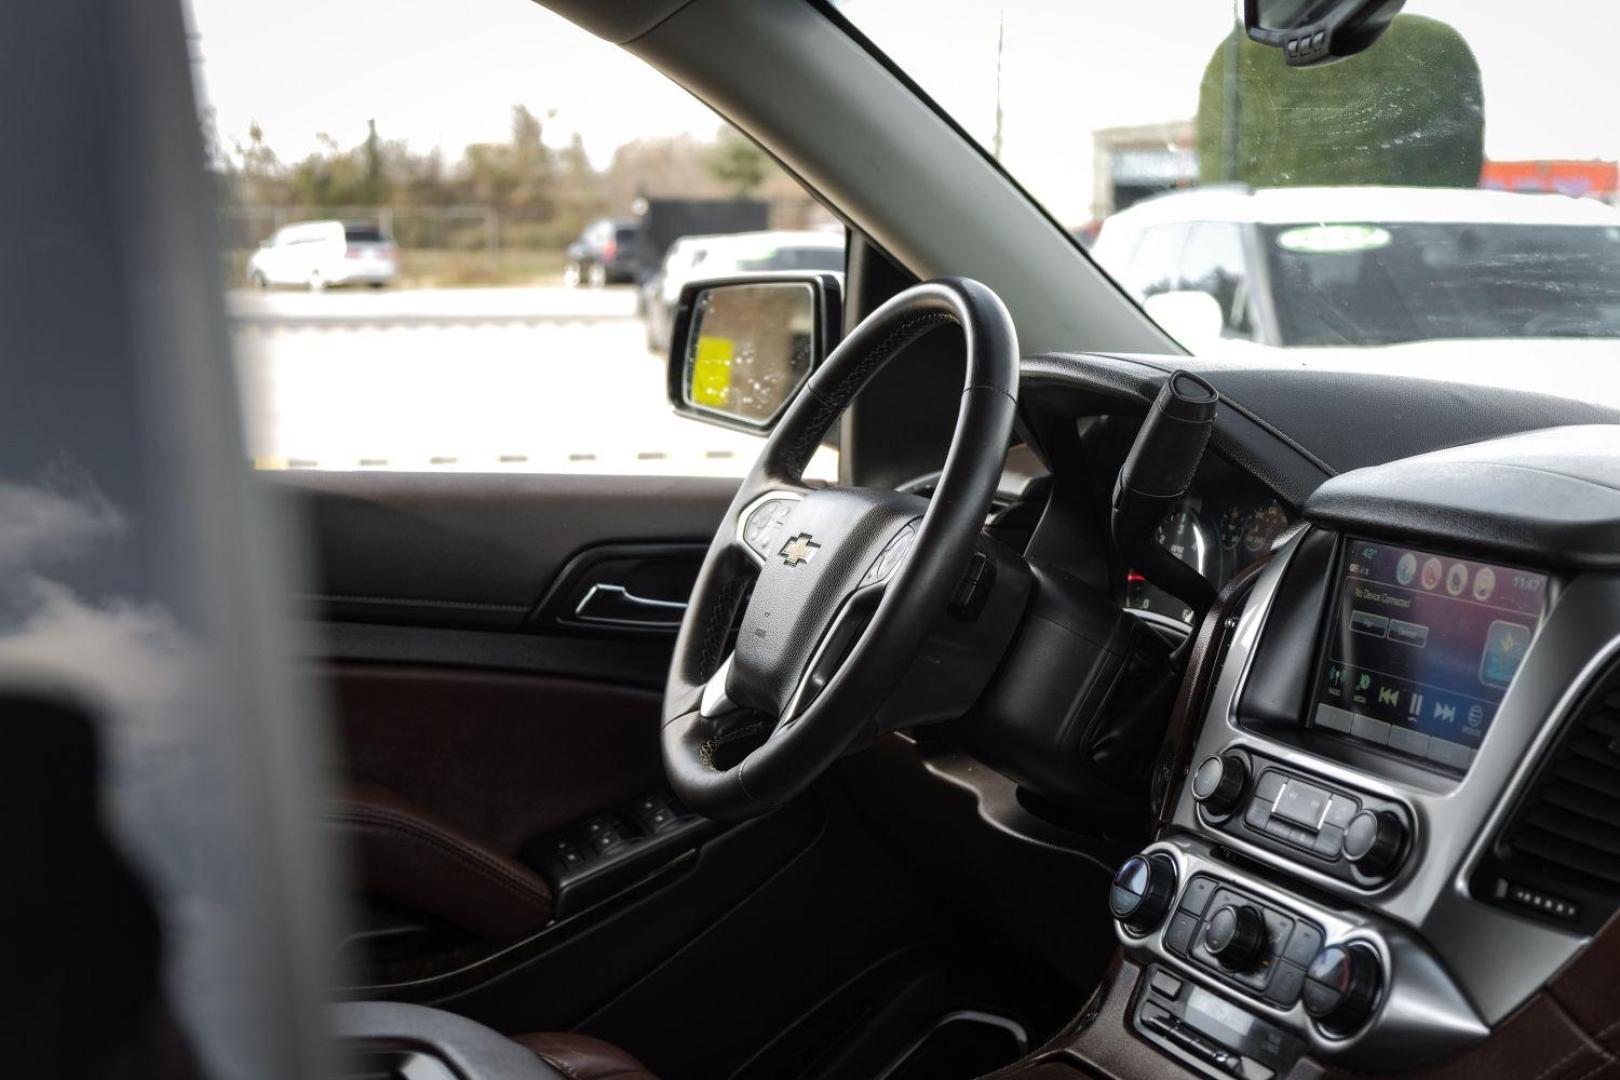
[{"left": 1473, "top": 659, "right": 1620, "bottom": 933}]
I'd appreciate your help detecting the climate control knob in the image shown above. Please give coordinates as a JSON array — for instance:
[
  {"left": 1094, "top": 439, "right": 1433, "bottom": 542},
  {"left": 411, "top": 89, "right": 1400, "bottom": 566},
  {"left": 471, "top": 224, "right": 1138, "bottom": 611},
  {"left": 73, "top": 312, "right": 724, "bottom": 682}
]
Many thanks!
[
  {"left": 1304, "top": 944, "right": 1382, "bottom": 1033},
  {"left": 1191, "top": 753, "right": 1248, "bottom": 817},
  {"left": 1109, "top": 853, "right": 1177, "bottom": 935},
  {"left": 1204, "top": 903, "right": 1265, "bottom": 970},
  {"left": 1344, "top": 810, "right": 1406, "bottom": 876}
]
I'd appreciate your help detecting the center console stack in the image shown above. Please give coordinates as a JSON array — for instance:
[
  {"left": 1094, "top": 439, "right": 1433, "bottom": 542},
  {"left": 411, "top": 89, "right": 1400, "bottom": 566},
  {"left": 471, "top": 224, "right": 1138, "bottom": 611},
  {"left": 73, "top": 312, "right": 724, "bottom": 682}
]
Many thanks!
[{"left": 1106, "top": 426, "right": 1620, "bottom": 1078}]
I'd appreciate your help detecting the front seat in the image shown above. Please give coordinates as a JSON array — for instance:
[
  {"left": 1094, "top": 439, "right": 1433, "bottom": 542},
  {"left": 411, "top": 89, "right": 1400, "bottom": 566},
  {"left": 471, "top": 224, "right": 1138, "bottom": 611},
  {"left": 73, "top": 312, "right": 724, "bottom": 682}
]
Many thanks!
[{"left": 334, "top": 1002, "right": 658, "bottom": 1079}]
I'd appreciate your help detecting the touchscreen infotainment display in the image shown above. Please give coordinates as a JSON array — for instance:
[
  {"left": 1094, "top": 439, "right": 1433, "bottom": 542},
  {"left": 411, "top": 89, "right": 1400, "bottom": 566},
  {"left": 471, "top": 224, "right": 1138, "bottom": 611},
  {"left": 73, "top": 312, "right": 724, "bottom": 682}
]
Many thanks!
[{"left": 1309, "top": 538, "right": 1549, "bottom": 773}]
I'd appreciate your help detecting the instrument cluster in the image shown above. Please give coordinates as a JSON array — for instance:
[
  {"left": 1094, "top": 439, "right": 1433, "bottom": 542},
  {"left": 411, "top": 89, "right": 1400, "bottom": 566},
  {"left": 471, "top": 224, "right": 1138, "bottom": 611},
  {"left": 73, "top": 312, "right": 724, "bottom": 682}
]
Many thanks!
[{"left": 1125, "top": 493, "right": 1292, "bottom": 625}]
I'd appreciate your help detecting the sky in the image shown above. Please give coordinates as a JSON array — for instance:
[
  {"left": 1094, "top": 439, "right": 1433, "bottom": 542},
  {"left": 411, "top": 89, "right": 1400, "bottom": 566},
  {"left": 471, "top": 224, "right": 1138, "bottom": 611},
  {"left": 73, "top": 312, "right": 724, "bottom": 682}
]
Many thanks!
[
  {"left": 186, "top": 0, "right": 1620, "bottom": 226},
  {"left": 184, "top": 0, "right": 724, "bottom": 167}
]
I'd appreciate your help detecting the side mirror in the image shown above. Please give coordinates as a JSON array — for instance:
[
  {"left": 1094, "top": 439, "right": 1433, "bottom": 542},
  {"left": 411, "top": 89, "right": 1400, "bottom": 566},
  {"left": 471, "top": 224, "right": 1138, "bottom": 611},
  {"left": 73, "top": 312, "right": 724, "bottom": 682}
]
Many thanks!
[
  {"left": 1144, "top": 290, "right": 1227, "bottom": 348},
  {"left": 666, "top": 272, "right": 842, "bottom": 433},
  {"left": 1243, "top": 0, "right": 1404, "bottom": 66}
]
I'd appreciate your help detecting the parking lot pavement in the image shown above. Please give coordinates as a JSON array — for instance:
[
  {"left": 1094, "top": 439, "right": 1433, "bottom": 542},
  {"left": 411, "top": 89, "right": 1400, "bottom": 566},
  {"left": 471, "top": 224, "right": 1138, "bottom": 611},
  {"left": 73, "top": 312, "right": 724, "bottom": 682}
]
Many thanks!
[
  {"left": 228, "top": 286, "right": 836, "bottom": 478},
  {"left": 227, "top": 284, "right": 639, "bottom": 326}
]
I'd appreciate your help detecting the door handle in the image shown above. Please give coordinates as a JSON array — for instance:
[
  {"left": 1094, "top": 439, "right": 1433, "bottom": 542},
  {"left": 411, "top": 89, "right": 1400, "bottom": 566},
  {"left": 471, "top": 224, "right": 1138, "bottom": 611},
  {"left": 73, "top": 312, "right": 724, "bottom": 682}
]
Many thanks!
[{"left": 573, "top": 583, "right": 688, "bottom": 628}]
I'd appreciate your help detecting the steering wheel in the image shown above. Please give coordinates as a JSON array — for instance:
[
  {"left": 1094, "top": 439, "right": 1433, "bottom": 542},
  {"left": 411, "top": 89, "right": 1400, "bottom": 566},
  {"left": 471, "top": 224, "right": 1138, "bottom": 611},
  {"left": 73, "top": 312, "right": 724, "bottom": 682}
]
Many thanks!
[{"left": 662, "top": 278, "right": 1019, "bottom": 819}]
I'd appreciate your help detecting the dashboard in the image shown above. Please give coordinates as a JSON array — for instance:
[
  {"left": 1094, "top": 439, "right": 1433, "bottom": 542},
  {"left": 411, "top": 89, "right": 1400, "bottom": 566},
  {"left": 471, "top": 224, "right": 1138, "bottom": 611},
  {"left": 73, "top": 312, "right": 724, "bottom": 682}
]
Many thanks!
[
  {"left": 930, "top": 348, "right": 1620, "bottom": 1080},
  {"left": 1098, "top": 424, "right": 1620, "bottom": 1079}
]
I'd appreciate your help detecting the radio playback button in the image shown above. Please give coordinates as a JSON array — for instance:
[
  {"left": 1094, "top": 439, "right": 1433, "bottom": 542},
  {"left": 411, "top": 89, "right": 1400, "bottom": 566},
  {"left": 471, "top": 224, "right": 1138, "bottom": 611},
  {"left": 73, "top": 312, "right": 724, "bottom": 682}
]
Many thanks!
[
  {"left": 1272, "top": 779, "right": 1332, "bottom": 827},
  {"left": 1254, "top": 770, "right": 1286, "bottom": 802},
  {"left": 1264, "top": 817, "right": 1314, "bottom": 848},
  {"left": 1313, "top": 823, "right": 1346, "bottom": 859},
  {"left": 1323, "top": 794, "right": 1359, "bottom": 828},
  {"left": 1244, "top": 797, "right": 1271, "bottom": 831}
]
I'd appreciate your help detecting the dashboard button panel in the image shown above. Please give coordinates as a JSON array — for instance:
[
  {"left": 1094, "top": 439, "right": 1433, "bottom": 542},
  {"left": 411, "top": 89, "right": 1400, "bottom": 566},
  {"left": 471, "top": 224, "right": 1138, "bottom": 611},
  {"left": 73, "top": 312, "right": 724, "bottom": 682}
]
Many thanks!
[
  {"left": 1200, "top": 751, "right": 1412, "bottom": 887},
  {"left": 1164, "top": 874, "right": 1326, "bottom": 1008}
]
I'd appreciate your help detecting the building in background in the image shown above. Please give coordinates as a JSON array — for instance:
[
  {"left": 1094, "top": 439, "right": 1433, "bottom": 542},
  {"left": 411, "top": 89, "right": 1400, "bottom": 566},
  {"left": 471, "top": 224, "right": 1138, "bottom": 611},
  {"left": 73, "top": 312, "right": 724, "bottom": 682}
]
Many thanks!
[
  {"left": 1090, "top": 121, "right": 1199, "bottom": 225},
  {"left": 1481, "top": 160, "right": 1619, "bottom": 201}
]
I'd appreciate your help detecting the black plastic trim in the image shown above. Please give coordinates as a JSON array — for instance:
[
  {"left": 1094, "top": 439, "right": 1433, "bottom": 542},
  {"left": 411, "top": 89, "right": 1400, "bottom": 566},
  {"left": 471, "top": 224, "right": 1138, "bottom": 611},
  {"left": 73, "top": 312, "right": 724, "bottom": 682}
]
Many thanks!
[
  {"left": 302, "top": 622, "right": 674, "bottom": 690},
  {"left": 1304, "top": 425, "right": 1620, "bottom": 570}
]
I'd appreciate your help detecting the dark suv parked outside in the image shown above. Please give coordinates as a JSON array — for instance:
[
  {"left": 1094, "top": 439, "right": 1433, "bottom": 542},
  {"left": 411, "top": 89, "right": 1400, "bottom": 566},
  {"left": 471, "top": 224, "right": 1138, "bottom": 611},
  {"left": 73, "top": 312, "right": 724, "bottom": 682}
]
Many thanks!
[{"left": 564, "top": 218, "right": 642, "bottom": 287}]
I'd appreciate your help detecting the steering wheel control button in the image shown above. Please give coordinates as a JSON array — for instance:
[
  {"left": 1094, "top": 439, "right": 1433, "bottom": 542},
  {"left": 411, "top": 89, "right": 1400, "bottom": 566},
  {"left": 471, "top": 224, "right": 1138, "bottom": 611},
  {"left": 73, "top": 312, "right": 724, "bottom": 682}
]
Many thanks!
[
  {"left": 1192, "top": 753, "right": 1248, "bottom": 817},
  {"left": 1205, "top": 903, "right": 1266, "bottom": 971},
  {"left": 1111, "top": 853, "right": 1177, "bottom": 935},
  {"left": 742, "top": 497, "right": 796, "bottom": 558},
  {"left": 859, "top": 523, "right": 916, "bottom": 587},
  {"left": 1304, "top": 945, "right": 1382, "bottom": 1033},
  {"left": 947, "top": 548, "right": 996, "bottom": 620},
  {"left": 1344, "top": 809, "right": 1407, "bottom": 877}
]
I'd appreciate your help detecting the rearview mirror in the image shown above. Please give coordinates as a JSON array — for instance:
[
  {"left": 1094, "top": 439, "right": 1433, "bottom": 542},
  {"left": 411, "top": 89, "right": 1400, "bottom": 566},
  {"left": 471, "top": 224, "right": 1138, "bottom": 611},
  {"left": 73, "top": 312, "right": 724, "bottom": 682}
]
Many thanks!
[
  {"left": 666, "top": 273, "right": 842, "bottom": 432},
  {"left": 1243, "top": 0, "right": 1404, "bottom": 66}
]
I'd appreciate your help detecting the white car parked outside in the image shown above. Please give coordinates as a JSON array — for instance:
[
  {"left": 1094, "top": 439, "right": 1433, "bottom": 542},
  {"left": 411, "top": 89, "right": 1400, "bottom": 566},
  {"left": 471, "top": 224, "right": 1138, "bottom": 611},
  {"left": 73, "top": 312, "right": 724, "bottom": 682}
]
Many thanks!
[
  {"left": 247, "top": 220, "right": 398, "bottom": 291},
  {"left": 1091, "top": 186, "right": 1620, "bottom": 349}
]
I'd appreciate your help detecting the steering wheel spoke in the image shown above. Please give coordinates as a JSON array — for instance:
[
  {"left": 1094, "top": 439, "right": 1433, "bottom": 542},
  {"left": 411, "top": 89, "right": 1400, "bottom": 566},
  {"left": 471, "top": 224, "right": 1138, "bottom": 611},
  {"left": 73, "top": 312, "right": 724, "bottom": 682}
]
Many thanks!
[
  {"left": 699, "top": 653, "right": 741, "bottom": 719},
  {"left": 779, "top": 572, "right": 887, "bottom": 723}
]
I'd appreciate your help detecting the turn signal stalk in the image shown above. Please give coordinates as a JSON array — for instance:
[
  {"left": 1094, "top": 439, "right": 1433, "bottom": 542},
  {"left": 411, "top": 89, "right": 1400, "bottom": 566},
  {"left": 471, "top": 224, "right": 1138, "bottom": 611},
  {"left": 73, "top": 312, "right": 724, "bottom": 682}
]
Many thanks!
[{"left": 1111, "top": 370, "right": 1220, "bottom": 621}]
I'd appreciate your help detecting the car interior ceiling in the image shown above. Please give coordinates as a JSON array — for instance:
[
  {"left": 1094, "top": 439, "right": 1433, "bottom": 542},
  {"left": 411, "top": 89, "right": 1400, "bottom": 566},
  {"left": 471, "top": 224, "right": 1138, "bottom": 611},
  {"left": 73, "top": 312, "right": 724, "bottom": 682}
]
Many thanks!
[{"left": 18, "top": 0, "right": 1620, "bottom": 1079}]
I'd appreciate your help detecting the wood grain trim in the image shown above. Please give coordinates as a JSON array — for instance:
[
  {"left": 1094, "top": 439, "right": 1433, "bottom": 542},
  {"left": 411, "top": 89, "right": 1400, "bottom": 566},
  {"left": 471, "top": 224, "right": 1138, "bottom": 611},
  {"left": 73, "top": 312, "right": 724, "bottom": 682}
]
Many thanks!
[{"left": 1151, "top": 557, "right": 1268, "bottom": 831}]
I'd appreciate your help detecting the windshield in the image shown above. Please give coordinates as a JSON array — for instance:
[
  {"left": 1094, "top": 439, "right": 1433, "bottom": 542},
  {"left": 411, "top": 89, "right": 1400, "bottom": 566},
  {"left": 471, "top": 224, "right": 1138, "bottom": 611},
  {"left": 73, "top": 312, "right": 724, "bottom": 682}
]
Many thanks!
[
  {"left": 836, "top": 1, "right": 1620, "bottom": 364},
  {"left": 1264, "top": 222, "right": 1620, "bottom": 346}
]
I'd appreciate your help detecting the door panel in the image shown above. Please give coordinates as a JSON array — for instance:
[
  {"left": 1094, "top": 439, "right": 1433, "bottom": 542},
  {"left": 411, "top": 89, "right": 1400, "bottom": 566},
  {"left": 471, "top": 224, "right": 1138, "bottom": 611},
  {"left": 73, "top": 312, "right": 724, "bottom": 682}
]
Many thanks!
[
  {"left": 271, "top": 470, "right": 765, "bottom": 999},
  {"left": 270, "top": 471, "right": 737, "bottom": 629},
  {"left": 328, "top": 664, "right": 663, "bottom": 859}
]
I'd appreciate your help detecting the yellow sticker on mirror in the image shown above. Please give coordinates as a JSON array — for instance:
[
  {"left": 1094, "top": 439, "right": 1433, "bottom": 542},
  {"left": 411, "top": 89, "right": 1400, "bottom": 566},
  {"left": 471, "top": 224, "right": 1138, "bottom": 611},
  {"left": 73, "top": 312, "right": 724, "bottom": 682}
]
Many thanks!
[
  {"left": 691, "top": 334, "right": 734, "bottom": 407},
  {"left": 1275, "top": 224, "right": 1392, "bottom": 254}
]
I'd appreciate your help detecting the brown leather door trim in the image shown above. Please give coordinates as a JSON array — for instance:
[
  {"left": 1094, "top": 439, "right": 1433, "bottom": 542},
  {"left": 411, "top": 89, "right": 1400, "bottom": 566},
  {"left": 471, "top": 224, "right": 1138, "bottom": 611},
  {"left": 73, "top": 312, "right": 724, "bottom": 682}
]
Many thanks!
[{"left": 327, "top": 663, "right": 665, "bottom": 860}]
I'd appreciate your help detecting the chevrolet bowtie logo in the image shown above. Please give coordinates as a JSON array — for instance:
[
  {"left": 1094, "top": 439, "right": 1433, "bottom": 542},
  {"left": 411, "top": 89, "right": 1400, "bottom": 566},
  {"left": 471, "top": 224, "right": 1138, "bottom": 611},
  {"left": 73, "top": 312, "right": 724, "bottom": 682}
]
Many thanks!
[{"left": 779, "top": 533, "right": 821, "bottom": 567}]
